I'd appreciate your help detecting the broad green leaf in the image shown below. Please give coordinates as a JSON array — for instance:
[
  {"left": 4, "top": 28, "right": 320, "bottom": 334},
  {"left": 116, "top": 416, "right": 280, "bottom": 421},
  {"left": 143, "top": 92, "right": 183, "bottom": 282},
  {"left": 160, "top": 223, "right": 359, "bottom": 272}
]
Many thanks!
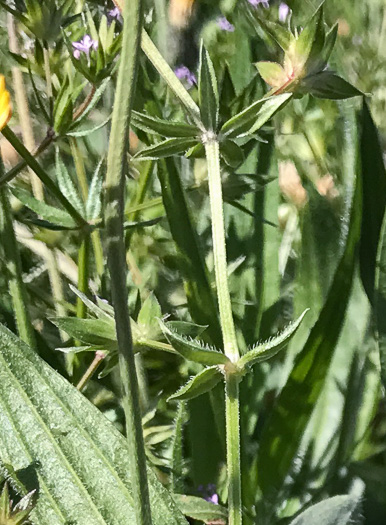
[
  {"left": 360, "top": 102, "right": 386, "bottom": 304},
  {"left": 161, "top": 321, "right": 230, "bottom": 365},
  {"left": 238, "top": 309, "right": 308, "bottom": 370},
  {"left": 55, "top": 148, "right": 85, "bottom": 215},
  {"left": 131, "top": 112, "right": 200, "bottom": 138},
  {"left": 220, "top": 94, "right": 292, "bottom": 138},
  {"left": 257, "top": 123, "right": 362, "bottom": 493},
  {"left": 375, "top": 212, "right": 386, "bottom": 389},
  {"left": 10, "top": 186, "right": 76, "bottom": 229},
  {"left": 0, "top": 324, "right": 188, "bottom": 525},
  {"left": 289, "top": 495, "right": 362, "bottom": 525},
  {"left": 86, "top": 159, "right": 105, "bottom": 221},
  {"left": 168, "top": 366, "right": 223, "bottom": 402},
  {"left": 50, "top": 317, "right": 117, "bottom": 347},
  {"left": 255, "top": 61, "right": 287, "bottom": 88},
  {"left": 198, "top": 44, "right": 219, "bottom": 132},
  {"left": 302, "top": 72, "right": 363, "bottom": 99},
  {"left": 173, "top": 494, "right": 228, "bottom": 523},
  {"left": 134, "top": 138, "right": 198, "bottom": 160}
]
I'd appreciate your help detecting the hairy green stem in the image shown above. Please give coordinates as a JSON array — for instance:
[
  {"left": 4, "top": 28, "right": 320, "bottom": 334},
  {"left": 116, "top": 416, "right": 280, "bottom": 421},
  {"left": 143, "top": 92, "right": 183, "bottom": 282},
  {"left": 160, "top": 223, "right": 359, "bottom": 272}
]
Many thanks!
[
  {"left": 205, "top": 140, "right": 241, "bottom": 525},
  {"left": 225, "top": 374, "right": 242, "bottom": 525},
  {"left": 105, "top": 0, "right": 152, "bottom": 524},
  {"left": 205, "top": 140, "right": 238, "bottom": 361},
  {"left": 1, "top": 127, "right": 87, "bottom": 228},
  {"left": 76, "top": 235, "right": 90, "bottom": 320},
  {"left": 0, "top": 170, "right": 36, "bottom": 349}
]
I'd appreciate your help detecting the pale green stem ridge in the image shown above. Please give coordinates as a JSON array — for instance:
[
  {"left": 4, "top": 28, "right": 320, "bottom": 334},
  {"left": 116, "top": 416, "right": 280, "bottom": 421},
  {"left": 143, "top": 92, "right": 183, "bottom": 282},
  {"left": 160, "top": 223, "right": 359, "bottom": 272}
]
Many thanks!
[
  {"left": 0, "top": 180, "right": 36, "bottom": 349},
  {"left": 225, "top": 374, "right": 242, "bottom": 525},
  {"left": 205, "top": 140, "right": 239, "bottom": 361},
  {"left": 205, "top": 140, "right": 241, "bottom": 525},
  {"left": 76, "top": 235, "right": 90, "bottom": 320},
  {"left": 104, "top": 0, "right": 152, "bottom": 524}
]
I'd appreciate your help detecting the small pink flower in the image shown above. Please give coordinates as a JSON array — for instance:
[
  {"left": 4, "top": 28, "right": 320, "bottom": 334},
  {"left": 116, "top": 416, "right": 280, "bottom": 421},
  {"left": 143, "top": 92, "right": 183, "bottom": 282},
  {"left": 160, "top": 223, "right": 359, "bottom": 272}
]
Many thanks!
[
  {"left": 72, "top": 35, "right": 98, "bottom": 60},
  {"left": 279, "top": 3, "right": 290, "bottom": 22},
  {"left": 217, "top": 16, "right": 235, "bottom": 32}
]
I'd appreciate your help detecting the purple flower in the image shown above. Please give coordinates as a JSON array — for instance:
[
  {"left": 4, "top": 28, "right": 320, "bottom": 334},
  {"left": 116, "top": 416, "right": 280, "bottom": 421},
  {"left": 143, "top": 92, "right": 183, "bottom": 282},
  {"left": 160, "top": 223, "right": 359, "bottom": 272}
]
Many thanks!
[
  {"left": 72, "top": 35, "right": 98, "bottom": 60},
  {"left": 197, "top": 484, "right": 219, "bottom": 505},
  {"left": 217, "top": 16, "right": 235, "bottom": 32},
  {"left": 248, "top": 0, "right": 270, "bottom": 7},
  {"left": 174, "top": 65, "right": 197, "bottom": 88},
  {"left": 278, "top": 2, "right": 290, "bottom": 22},
  {"left": 108, "top": 7, "right": 121, "bottom": 21}
]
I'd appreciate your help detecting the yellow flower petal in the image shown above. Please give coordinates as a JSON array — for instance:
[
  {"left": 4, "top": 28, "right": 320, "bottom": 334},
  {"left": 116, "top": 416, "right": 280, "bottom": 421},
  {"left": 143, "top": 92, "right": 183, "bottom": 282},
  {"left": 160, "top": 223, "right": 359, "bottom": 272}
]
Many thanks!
[{"left": 0, "top": 75, "right": 12, "bottom": 131}]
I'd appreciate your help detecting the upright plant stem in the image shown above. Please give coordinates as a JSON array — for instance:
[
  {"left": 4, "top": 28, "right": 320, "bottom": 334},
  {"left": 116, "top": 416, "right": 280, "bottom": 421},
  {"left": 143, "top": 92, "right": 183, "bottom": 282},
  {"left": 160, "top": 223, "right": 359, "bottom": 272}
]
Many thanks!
[
  {"left": 105, "top": 0, "right": 152, "bottom": 524},
  {"left": 205, "top": 139, "right": 241, "bottom": 525},
  {"left": 7, "top": 14, "right": 67, "bottom": 324},
  {"left": 205, "top": 140, "right": 238, "bottom": 361},
  {"left": 225, "top": 374, "right": 242, "bottom": 525},
  {"left": 76, "top": 235, "right": 90, "bottom": 319},
  {"left": 0, "top": 167, "right": 36, "bottom": 349}
]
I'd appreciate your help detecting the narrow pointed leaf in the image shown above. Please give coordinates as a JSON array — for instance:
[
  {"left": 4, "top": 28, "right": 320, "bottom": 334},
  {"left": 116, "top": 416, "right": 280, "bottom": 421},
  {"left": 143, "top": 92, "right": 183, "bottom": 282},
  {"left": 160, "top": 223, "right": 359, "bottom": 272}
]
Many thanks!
[
  {"left": 134, "top": 138, "right": 198, "bottom": 160},
  {"left": 220, "top": 94, "right": 292, "bottom": 138},
  {"left": 86, "top": 159, "right": 105, "bottom": 220},
  {"left": 69, "top": 285, "right": 113, "bottom": 321},
  {"left": 198, "top": 44, "right": 219, "bottom": 131},
  {"left": 55, "top": 148, "right": 85, "bottom": 214},
  {"left": 303, "top": 72, "right": 363, "bottom": 99},
  {"left": 168, "top": 366, "right": 223, "bottom": 402},
  {"left": 220, "top": 140, "right": 244, "bottom": 168},
  {"left": 66, "top": 115, "right": 111, "bottom": 137},
  {"left": 375, "top": 213, "right": 386, "bottom": 389},
  {"left": 166, "top": 321, "right": 208, "bottom": 338},
  {"left": 131, "top": 112, "right": 200, "bottom": 138},
  {"left": 70, "top": 78, "right": 111, "bottom": 129},
  {"left": 258, "top": 110, "right": 361, "bottom": 494},
  {"left": 295, "top": 5, "right": 325, "bottom": 71},
  {"left": 10, "top": 186, "right": 76, "bottom": 228},
  {"left": 0, "top": 324, "right": 188, "bottom": 524},
  {"left": 239, "top": 309, "right": 309, "bottom": 370},
  {"left": 289, "top": 495, "right": 361, "bottom": 525},
  {"left": 160, "top": 321, "right": 230, "bottom": 365},
  {"left": 255, "top": 61, "right": 287, "bottom": 88},
  {"left": 360, "top": 102, "right": 386, "bottom": 303},
  {"left": 49, "top": 317, "right": 117, "bottom": 347},
  {"left": 173, "top": 494, "right": 228, "bottom": 523}
]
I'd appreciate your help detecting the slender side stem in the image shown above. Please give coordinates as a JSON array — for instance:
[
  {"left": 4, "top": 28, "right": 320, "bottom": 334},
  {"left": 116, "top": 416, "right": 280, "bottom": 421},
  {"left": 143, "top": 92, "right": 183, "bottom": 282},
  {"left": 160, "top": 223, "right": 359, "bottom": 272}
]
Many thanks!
[
  {"left": 76, "top": 350, "right": 106, "bottom": 391},
  {"left": 205, "top": 140, "right": 238, "bottom": 361},
  {"left": 8, "top": 14, "right": 66, "bottom": 325},
  {"left": 205, "top": 140, "right": 241, "bottom": 525},
  {"left": 1, "top": 126, "right": 87, "bottom": 227},
  {"left": 76, "top": 235, "right": 90, "bottom": 319},
  {"left": 43, "top": 44, "right": 54, "bottom": 117},
  {"left": 225, "top": 374, "right": 242, "bottom": 525},
  {"left": 105, "top": 0, "right": 152, "bottom": 524},
  {"left": 70, "top": 137, "right": 104, "bottom": 277},
  {"left": 0, "top": 180, "right": 36, "bottom": 349}
]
